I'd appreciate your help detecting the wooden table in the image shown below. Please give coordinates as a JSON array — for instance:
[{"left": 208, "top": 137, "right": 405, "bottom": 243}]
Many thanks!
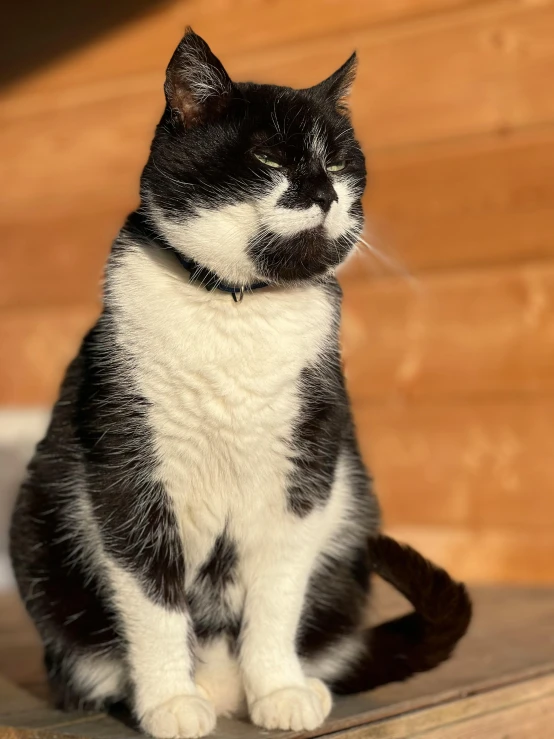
[{"left": 1, "top": 584, "right": 554, "bottom": 738}]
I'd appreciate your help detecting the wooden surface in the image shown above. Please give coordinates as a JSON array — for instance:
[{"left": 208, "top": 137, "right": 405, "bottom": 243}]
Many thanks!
[
  {"left": 2, "top": 585, "right": 554, "bottom": 738},
  {"left": 1, "top": 0, "right": 554, "bottom": 582}
]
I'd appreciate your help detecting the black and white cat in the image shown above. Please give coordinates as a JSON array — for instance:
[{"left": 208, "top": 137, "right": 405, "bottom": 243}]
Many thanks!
[{"left": 10, "top": 29, "right": 471, "bottom": 739}]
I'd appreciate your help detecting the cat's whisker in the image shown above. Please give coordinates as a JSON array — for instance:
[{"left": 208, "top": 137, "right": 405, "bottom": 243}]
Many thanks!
[{"left": 356, "top": 235, "right": 420, "bottom": 288}]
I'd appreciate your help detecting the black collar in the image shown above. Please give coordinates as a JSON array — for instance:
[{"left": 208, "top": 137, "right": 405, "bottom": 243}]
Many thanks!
[
  {"left": 129, "top": 211, "right": 270, "bottom": 302},
  {"left": 171, "top": 250, "right": 270, "bottom": 303}
]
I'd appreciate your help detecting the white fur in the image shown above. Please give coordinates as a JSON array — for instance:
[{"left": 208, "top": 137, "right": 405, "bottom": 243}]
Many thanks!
[
  {"left": 73, "top": 654, "right": 125, "bottom": 703},
  {"left": 179, "top": 47, "right": 229, "bottom": 104},
  {"left": 103, "top": 243, "right": 364, "bottom": 735},
  {"left": 147, "top": 174, "right": 357, "bottom": 287},
  {"left": 71, "top": 482, "right": 214, "bottom": 736},
  {"left": 325, "top": 179, "right": 356, "bottom": 240},
  {"left": 250, "top": 679, "right": 332, "bottom": 732},
  {"left": 104, "top": 564, "right": 199, "bottom": 716},
  {"left": 256, "top": 178, "right": 324, "bottom": 236},
  {"left": 150, "top": 199, "right": 261, "bottom": 285},
  {"left": 309, "top": 121, "right": 328, "bottom": 162},
  {"left": 304, "top": 633, "right": 365, "bottom": 682},
  {"left": 196, "top": 639, "right": 245, "bottom": 717}
]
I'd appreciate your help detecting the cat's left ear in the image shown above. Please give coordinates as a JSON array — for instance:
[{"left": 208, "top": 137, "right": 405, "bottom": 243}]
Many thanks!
[
  {"left": 165, "top": 28, "right": 233, "bottom": 126},
  {"left": 309, "top": 52, "right": 357, "bottom": 114}
]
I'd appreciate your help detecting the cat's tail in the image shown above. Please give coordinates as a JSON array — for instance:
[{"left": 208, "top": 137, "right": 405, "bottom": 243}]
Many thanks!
[{"left": 331, "top": 533, "right": 472, "bottom": 694}]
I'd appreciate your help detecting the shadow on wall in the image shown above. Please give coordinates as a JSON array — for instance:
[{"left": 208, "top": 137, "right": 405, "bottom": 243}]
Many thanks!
[
  {"left": 0, "top": 411, "right": 50, "bottom": 589},
  {"left": 1, "top": 0, "right": 170, "bottom": 89}
]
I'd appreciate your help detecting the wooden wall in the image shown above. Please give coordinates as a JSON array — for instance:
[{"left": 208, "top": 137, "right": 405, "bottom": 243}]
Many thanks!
[{"left": 1, "top": 0, "right": 553, "bottom": 583}]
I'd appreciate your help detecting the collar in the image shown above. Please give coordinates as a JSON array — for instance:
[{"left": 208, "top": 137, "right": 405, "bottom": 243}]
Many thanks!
[
  {"left": 129, "top": 211, "right": 270, "bottom": 303},
  {"left": 171, "top": 250, "right": 270, "bottom": 303}
]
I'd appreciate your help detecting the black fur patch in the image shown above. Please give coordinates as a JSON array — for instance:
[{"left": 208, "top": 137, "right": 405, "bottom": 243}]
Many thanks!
[
  {"left": 287, "top": 363, "right": 344, "bottom": 515},
  {"left": 286, "top": 288, "right": 347, "bottom": 516},
  {"left": 77, "top": 317, "right": 187, "bottom": 611},
  {"left": 197, "top": 532, "right": 238, "bottom": 588},
  {"left": 187, "top": 532, "right": 241, "bottom": 642}
]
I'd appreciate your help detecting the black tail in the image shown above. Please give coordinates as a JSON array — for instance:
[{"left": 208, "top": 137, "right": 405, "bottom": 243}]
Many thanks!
[{"left": 331, "top": 533, "right": 472, "bottom": 694}]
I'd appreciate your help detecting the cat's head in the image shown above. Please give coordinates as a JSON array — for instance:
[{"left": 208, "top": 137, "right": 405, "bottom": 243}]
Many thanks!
[{"left": 141, "top": 28, "right": 366, "bottom": 286}]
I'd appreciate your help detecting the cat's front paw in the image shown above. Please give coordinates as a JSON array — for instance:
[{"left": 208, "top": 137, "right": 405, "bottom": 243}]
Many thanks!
[
  {"left": 140, "top": 694, "right": 216, "bottom": 738},
  {"left": 249, "top": 679, "right": 332, "bottom": 731}
]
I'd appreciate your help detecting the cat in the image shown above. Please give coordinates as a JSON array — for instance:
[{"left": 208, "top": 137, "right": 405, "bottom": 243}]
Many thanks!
[{"left": 10, "top": 28, "right": 471, "bottom": 739}]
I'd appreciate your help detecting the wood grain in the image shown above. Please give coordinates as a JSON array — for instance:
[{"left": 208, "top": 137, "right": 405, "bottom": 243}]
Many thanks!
[
  {"left": 0, "top": 98, "right": 151, "bottom": 223},
  {"left": 4, "top": 1, "right": 554, "bottom": 214},
  {"left": 0, "top": 215, "right": 117, "bottom": 310},
  {"left": 0, "top": 676, "right": 43, "bottom": 716},
  {"left": 339, "top": 674, "right": 554, "bottom": 738},
  {"left": 356, "top": 399, "right": 554, "bottom": 531},
  {"left": 364, "top": 126, "right": 554, "bottom": 273},
  {"left": 0, "top": 0, "right": 489, "bottom": 100},
  {"left": 416, "top": 692, "right": 554, "bottom": 739},
  {"left": 386, "top": 525, "right": 554, "bottom": 583},
  {"left": 0, "top": 307, "right": 98, "bottom": 405},
  {"left": 3, "top": 587, "right": 554, "bottom": 736},
  {"left": 341, "top": 261, "right": 554, "bottom": 400}
]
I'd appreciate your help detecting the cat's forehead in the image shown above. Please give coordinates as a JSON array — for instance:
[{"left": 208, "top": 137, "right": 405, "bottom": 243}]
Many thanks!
[{"left": 238, "top": 83, "right": 348, "bottom": 154}]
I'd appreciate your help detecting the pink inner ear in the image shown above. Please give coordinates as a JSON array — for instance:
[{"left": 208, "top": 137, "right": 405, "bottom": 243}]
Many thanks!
[
  {"left": 164, "top": 28, "right": 233, "bottom": 126},
  {"left": 166, "top": 72, "right": 204, "bottom": 126},
  {"left": 165, "top": 68, "right": 232, "bottom": 127}
]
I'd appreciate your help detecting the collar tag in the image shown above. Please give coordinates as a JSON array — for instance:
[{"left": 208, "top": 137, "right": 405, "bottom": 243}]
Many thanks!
[{"left": 232, "top": 287, "right": 245, "bottom": 303}]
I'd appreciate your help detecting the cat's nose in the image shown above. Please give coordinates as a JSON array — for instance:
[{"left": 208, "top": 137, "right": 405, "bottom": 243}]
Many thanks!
[{"left": 312, "top": 183, "right": 338, "bottom": 213}]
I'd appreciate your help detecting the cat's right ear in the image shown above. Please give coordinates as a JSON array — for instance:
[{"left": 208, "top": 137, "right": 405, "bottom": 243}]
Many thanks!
[
  {"left": 164, "top": 28, "right": 233, "bottom": 126},
  {"left": 309, "top": 52, "right": 358, "bottom": 115}
]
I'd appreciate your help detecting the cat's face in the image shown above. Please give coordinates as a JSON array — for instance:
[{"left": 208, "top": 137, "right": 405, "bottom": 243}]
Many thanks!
[{"left": 141, "top": 29, "right": 366, "bottom": 286}]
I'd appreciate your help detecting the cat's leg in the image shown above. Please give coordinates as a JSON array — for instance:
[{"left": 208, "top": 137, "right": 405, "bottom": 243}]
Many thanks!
[
  {"left": 106, "top": 563, "right": 216, "bottom": 739},
  {"left": 239, "top": 540, "right": 332, "bottom": 732}
]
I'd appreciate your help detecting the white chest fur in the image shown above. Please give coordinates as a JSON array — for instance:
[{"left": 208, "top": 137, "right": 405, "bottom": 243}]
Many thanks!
[{"left": 109, "top": 245, "right": 337, "bottom": 578}]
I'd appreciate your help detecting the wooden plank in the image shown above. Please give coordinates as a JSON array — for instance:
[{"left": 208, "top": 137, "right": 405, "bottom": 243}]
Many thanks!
[
  {"left": 0, "top": 215, "right": 117, "bottom": 310},
  {"left": 339, "top": 674, "right": 554, "bottom": 738},
  {"left": 355, "top": 399, "right": 554, "bottom": 532},
  {"left": 386, "top": 525, "right": 554, "bottom": 584},
  {"left": 341, "top": 261, "right": 554, "bottom": 400},
  {"left": 4, "top": 2, "right": 554, "bottom": 227},
  {"left": 0, "top": 731, "right": 87, "bottom": 739},
  {"left": 4, "top": 1, "right": 554, "bottom": 147},
  {"left": 6, "top": 678, "right": 554, "bottom": 738},
  {"left": 3, "top": 126, "right": 554, "bottom": 309},
  {"left": 3, "top": 587, "right": 554, "bottom": 735},
  {"left": 0, "top": 97, "right": 152, "bottom": 223},
  {"left": 0, "top": 307, "right": 98, "bottom": 405},
  {"left": 0, "top": 0, "right": 487, "bottom": 99},
  {"left": 362, "top": 126, "right": 554, "bottom": 273},
  {"left": 414, "top": 692, "right": 554, "bottom": 738},
  {"left": 0, "top": 676, "right": 44, "bottom": 715}
]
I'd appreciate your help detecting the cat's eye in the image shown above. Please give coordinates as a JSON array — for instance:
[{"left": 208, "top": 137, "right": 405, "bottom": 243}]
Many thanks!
[
  {"left": 254, "top": 153, "right": 282, "bottom": 168},
  {"left": 327, "top": 161, "right": 346, "bottom": 173}
]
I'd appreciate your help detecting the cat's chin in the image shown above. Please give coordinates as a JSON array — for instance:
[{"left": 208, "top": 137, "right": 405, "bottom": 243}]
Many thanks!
[{"left": 248, "top": 226, "right": 356, "bottom": 283}]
